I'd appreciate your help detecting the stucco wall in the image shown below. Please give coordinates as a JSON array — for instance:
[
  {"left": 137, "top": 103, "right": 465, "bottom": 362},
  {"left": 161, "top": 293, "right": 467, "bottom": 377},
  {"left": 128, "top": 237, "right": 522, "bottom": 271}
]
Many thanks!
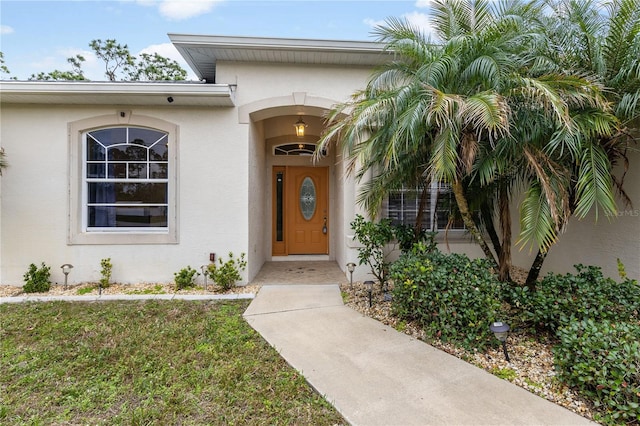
[{"left": 0, "top": 104, "right": 249, "bottom": 285}]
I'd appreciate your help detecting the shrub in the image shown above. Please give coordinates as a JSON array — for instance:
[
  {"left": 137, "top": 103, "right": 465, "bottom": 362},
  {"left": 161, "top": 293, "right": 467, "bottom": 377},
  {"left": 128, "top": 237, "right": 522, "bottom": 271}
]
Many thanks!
[
  {"left": 23, "top": 262, "right": 51, "bottom": 293},
  {"left": 207, "top": 252, "right": 247, "bottom": 291},
  {"left": 174, "top": 266, "right": 199, "bottom": 290},
  {"left": 350, "top": 214, "right": 395, "bottom": 284},
  {"left": 99, "top": 258, "right": 112, "bottom": 288},
  {"left": 513, "top": 264, "right": 640, "bottom": 332},
  {"left": 392, "top": 223, "right": 437, "bottom": 254},
  {"left": 390, "top": 244, "right": 503, "bottom": 350},
  {"left": 554, "top": 319, "right": 640, "bottom": 424}
]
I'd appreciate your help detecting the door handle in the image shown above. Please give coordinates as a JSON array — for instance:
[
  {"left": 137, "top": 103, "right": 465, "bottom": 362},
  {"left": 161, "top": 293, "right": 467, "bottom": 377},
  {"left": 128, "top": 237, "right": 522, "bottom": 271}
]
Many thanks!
[{"left": 322, "top": 216, "right": 327, "bottom": 234}]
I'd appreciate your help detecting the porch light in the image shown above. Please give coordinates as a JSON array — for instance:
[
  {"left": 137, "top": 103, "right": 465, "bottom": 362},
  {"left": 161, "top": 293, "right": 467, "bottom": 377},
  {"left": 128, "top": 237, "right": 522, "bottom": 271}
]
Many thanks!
[
  {"left": 294, "top": 117, "right": 307, "bottom": 137},
  {"left": 490, "top": 321, "right": 511, "bottom": 362},
  {"left": 60, "top": 264, "right": 73, "bottom": 290},
  {"left": 347, "top": 262, "right": 356, "bottom": 287},
  {"left": 364, "top": 280, "right": 374, "bottom": 308}
]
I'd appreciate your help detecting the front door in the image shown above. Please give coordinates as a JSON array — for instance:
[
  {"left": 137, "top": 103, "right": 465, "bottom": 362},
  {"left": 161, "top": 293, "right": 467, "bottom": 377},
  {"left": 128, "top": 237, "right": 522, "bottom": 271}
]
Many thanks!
[{"left": 272, "top": 166, "right": 328, "bottom": 255}]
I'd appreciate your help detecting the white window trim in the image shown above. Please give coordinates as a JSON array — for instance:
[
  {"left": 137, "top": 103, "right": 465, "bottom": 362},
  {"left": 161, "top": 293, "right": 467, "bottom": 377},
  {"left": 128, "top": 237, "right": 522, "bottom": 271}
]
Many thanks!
[{"left": 68, "top": 112, "right": 179, "bottom": 245}]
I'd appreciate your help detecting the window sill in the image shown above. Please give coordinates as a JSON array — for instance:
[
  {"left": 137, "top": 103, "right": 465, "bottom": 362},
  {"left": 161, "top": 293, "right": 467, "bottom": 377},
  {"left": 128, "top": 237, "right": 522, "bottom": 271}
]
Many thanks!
[{"left": 68, "top": 231, "right": 178, "bottom": 245}]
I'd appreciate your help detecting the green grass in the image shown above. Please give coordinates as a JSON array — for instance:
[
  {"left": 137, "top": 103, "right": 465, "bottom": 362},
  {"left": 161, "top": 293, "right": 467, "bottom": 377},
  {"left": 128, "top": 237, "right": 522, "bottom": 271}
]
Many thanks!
[{"left": 0, "top": 300, "right": 345, "bottom": 425}]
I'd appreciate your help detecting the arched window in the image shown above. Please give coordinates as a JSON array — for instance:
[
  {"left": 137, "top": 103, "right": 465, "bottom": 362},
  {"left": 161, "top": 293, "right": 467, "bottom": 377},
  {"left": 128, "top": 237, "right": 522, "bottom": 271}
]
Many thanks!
[
  {"left": 274, "top": 143, "right": 325, "bottom": 156},
  {"left": 84, "top": 127, "right": 169, "bottom": 229},
  {"left": 68, "top": 113, "right": 178, "bottom": 244}
]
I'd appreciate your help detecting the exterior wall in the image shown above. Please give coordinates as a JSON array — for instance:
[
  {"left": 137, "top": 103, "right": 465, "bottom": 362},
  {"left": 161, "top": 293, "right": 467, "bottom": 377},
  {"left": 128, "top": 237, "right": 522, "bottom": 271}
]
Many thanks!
[
  {"left": 512, "top": 149, "right": 640, "bottom": 281},
  {"left": 0, "top": 104, "right": 249, "bottom": 285},
  {"left": 247, "top": 119, "right": 266, "bottom": 281}
]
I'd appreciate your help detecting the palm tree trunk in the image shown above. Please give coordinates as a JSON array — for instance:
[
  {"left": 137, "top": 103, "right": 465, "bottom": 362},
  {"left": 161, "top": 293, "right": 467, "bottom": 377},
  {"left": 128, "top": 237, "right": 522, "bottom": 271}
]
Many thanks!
[
  {"left": 480, "top": 203, "right": 501, "bottom": 260},
  {"left": 497, "top": 184, "right": 512, "bottom": 282},
  {"left": 525, "top": 249, "right": 548, "bottom": 291},
  {"left": 451, "top": 180, "right": 498, "bottom": 267}
]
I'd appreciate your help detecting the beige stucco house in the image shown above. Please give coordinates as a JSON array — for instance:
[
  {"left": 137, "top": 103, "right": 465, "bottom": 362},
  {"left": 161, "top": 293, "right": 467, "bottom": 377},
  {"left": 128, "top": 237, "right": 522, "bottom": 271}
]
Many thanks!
[{"left": 0, "top": 34, "right": 638, "bottom": 286}]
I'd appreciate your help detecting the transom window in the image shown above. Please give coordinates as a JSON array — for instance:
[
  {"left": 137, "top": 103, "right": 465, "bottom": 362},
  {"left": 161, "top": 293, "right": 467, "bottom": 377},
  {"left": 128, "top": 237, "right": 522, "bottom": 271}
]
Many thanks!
[
  {"left": 385, "top": 183, "right": 465, "bottom": 232},
  {"left": 84, "top": 127, "right": 169, "bottom": 231},
  {"left": 274, "top": 143, "right": 325, "bottom": 156}
]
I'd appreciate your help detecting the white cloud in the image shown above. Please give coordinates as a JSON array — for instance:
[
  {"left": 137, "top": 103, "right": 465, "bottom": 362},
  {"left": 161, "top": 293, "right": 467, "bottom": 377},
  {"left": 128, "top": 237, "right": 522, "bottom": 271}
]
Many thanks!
[
  {"left": 152, "top": 0, "right": 224, "bottom": 21},
  {"left": 415, "top": 0, "right": 432, "bottom": 8},
  {"left": 363, "top": 18, "right": 387, "bottom": 29},
  {"left": 403, "top": 11, "right": 435, "bottom": 37},
  {"left": 1, "top": 25, "right": 15, "bottom": 35}
]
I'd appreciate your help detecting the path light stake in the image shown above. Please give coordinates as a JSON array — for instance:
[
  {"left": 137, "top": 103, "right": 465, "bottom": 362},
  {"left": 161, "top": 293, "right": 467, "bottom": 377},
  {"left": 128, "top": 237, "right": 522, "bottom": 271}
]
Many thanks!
[
  {"left": 60, "top": 264, "right": 73, "bottom": 290},
  {"left": 364, "top": 280, "right": 374, "bottom": 308},
  {"left": 490, "top": 321, "right": 511, "bottom": 362},
  {"left": 346, "top": 262, "right": 356, "bottom": 287},
  {"left": 201, "top": 265, "right": 208, "bottom": 290}
]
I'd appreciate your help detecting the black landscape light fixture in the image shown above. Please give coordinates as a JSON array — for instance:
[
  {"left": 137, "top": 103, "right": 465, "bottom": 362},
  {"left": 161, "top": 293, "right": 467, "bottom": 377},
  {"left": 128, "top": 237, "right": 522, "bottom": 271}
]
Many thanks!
[
  {"left": 201, "top": 265, "right": 208, "bottom": 291},
  {"left": 364, "top": 280, "right": 374, "bottom": 308},
  {"left": 60, "top": 264, "right": 73, "bottom": 290},
  {"left": 490, "top": 321, "right": 511, "bottom": 362},
  {"left": 347, "top": 262, "right": 356, "bottom": 287}
]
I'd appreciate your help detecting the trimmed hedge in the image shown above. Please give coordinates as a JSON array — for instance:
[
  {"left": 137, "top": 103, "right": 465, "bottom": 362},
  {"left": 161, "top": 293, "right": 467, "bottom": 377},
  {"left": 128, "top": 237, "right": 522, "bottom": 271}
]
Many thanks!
[{"left": 390, "top": 244, "right": 503, "bottom": 350}]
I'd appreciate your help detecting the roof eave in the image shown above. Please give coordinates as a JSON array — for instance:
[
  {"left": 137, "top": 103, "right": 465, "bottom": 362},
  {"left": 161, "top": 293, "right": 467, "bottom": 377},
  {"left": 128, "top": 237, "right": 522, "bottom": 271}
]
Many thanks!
[{"left": 0, "top": 81, "right": 235, "bottom": 107}]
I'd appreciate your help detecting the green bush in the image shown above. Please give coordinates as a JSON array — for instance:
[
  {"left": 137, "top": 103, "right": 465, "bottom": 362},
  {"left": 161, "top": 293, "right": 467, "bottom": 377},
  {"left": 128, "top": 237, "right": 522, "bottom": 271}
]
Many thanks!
[
  {"left": 390, "top": 244, "right": 503, "bottom": 350},
  {"left": 23, "top": 262, "right": 51, "bottom": 293},
  {"left": 100, "top": 257, "right": 112, "bottom": 288},
  {"left": 207, "top": 252, "right": 247, "bottom": 291},
  {"left": 554, "top": 319, "right": 640, "bottom": 424},
  {"left": 174, "top": 266, "right": 199, "bottom": 290},
  {"left": 350, "top": 214, "right": 395, "bottom": 285},
  {"left": 512, "top": 264, "right": 640, "bottom": 331}
]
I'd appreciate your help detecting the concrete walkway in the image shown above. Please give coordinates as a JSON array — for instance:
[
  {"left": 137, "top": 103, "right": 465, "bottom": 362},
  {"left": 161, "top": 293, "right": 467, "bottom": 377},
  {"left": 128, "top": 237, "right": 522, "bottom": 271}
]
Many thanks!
[{"left": 244, "top": 284, "right": 594, "bottom": 426}]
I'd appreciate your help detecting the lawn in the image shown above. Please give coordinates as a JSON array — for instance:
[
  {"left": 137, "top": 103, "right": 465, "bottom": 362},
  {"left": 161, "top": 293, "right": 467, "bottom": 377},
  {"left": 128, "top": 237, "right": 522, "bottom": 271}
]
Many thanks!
[{"left": 0, "top": 300, "right": 345, "bottom": 425}]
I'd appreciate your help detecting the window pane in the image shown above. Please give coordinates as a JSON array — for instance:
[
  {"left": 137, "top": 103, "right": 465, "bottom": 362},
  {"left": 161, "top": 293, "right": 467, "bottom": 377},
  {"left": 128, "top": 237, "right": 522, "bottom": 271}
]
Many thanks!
[
  {"left": 108, "top": 164, "right": 127, "bottom": 179},
  {"left": 150, "top": 141, "right": 168, "bottom": 161},
  {"left": 129, "top": 128, "right": 165, "bottom": 147},
  {"left": 149, "top": 163, "right": 168, "bottom": 179},
  {"left": 89, "top": 128, "right": 126, "bottom": 147},
  {"left": 88, "top": 206, "right": 168, "bottom": 227},
  {"left": 276, "top": 172, "right": 284, "bottom": 241},
  {"left": 87, "top": 138, "right": 105, "bottom": 161},
  {"left": 128, "top": 163, "right": 147, "bottom": 179},
  {"left": 87, "top": 163, "right": 105, "bottom": 178},
  {"left": 108, "top": 145, "right": 146, "bottom": 161},
  {"left": 88, "top": 182, "right": 167, "bottom": 204}
]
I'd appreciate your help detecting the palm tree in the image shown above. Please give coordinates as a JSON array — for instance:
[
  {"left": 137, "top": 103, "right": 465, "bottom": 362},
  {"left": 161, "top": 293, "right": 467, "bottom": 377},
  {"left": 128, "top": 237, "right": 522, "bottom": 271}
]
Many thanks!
[
  {"left": 319, "top": 0, "right": 618, "bottom": 282},
  {"left": 520, "top": 0, "right": 640, "bottom": 287}
]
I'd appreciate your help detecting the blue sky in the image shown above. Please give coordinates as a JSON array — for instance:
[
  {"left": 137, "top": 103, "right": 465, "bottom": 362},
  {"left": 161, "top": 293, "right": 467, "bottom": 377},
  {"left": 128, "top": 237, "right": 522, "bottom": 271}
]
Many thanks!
[{"left": 0, "top": 0, "right": 434, "bottom": 80}]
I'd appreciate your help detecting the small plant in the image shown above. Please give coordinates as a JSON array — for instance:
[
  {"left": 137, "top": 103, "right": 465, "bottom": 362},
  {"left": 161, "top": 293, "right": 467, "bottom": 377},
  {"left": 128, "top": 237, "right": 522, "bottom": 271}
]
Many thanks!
[
  {"left": 22, "top": 262, "right": 51, "bottom": 293},
  {"left": 76, "top": 286, "right": 95, "bottom": 295},
  {"left": 207, "top": 252, "right": 247, "bottom": 291},
  {"left": 126, "top": 284, "right": 166, "bottom": 295},
  {"left": 617, "top": 258, "right": 628, "bottom": 280},
  {"left": 350, "top": 214, "right": 395, "bottom": 285},
  {"left": 174, "top": 266, "right": 200, "bottom": 290},
  {"left": 492, "top": 367, "right": 517, "bottom": 381},
  {"left": 100, "top": 258, "right": 112, "bottom": 288}
]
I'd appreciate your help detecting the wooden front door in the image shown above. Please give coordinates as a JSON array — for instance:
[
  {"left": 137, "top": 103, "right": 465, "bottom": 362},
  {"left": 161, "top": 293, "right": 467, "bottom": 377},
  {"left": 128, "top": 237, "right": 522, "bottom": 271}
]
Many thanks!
[{"left": 272, "top": 166, "right": 328, "bottom": 255}]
